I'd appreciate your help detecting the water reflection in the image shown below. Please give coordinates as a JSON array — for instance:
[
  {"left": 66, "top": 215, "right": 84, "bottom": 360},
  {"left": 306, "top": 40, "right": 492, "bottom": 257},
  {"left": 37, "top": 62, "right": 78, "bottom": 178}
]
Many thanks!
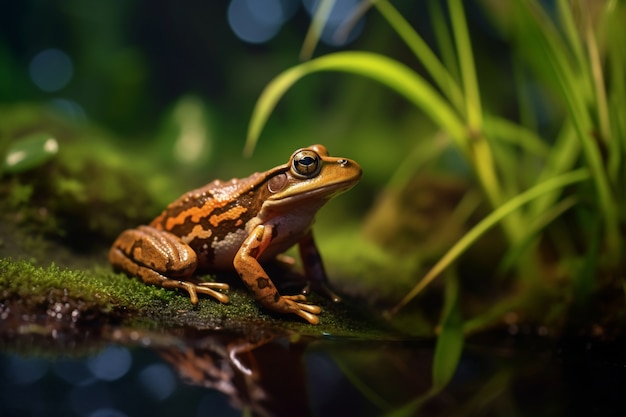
[
  {"left": 1, "top": 326, "right": 625, "bottom": 417},
  {"left": 155, "top": 329, "right": 310, "bottom": 417}
]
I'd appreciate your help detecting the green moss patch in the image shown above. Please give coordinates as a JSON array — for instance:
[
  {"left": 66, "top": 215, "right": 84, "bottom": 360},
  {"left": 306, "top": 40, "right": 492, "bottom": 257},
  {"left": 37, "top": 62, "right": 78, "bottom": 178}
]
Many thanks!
[{"left": 0, "top": 258, "right": 390, "bottom": 340}]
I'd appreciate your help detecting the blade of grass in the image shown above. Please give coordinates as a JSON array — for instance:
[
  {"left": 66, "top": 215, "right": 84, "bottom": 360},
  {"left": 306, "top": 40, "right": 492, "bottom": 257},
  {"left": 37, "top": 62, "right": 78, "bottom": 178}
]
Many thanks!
[
  {"left": 556, "top": 0, "right": 592, "bottom": 99},
  {"left": 429, "top": 0, "right": 461, "bottom": 95},
  {"left": 484, "top": 114, "right": 551, "bottom": 158},
  {"left": 529, "top": 120, "right": 579, "bottom": 217},
  {"left": 499, "top": 195, "right": 579, "bottom": 272},
  {"left": 334, "top": 360, "right": 393, "bottom": 412},
  {"left": 389, "top": 168, "right": 591, "bottom": 315},
  {"left": 373, "top": 0, "right": 465, "bottom": 114},
  {"left": 384, "top": 271, "right": 463, "bottom": 417},
  {"left": 432, "top": 271, "right": 463, "bottom": 391},
  {"left": 512, "top": 60, "right": 539, "bottom": 132},
  {"left": 448, "top": 0, "right": 482, "bottom": 130},
  {"left": 518, "top": 0, "right": 621, "bottom": 259},
  {"left": 572, "top": 214, "right": 602, "bottom": 300},
  {"left": 447, "top": 0, "right": 516, "bottom": 242},
  {"left": 604, "top": 1, "right": 625, "bottom": 185},
  {"left": 300, "top": 0, "right": 335, "bottom": 60},
  {"left": 385, "top": 132, "right": 452, "bottom": 191},
  {"left": 583, "top": 4, "right": 611, "bottom": 147},
  {"left": 244, "top": 51, "right": 467, "bottom": 156}
]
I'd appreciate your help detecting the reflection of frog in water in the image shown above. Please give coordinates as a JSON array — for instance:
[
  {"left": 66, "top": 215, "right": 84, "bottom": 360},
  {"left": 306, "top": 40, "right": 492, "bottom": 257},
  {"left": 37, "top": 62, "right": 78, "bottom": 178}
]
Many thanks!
[
  {"left": 158, "top": 331, "right": 310, "bottom": 417},
  {"left": 110, "top": 145, "right": 361, "bottom": 324}
]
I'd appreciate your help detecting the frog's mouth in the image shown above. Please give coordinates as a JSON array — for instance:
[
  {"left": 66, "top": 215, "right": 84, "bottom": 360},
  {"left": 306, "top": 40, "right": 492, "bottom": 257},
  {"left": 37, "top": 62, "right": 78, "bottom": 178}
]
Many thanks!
[{"left": 271, "top": 174, "right": 362, "bottom": 205}]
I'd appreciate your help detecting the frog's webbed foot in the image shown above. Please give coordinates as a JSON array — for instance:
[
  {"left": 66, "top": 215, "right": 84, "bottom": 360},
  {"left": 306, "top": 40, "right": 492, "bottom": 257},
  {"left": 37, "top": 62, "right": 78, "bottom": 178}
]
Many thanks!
[{"left": 280, "top": 295, "right": 322, "bottom": 325}]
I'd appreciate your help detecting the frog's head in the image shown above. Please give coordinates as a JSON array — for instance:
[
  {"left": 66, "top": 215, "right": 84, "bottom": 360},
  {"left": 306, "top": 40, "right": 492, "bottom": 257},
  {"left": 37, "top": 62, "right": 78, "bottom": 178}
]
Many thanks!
[{"left": 262, "top": 144, "right": 362, "bottom": 210}]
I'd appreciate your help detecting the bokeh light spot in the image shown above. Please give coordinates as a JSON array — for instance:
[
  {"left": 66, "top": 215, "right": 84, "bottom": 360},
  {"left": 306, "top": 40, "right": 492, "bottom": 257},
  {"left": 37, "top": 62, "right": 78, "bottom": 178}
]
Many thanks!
[
  {"left": 89, "top": 407, "right": 129, "bottom": 417},
  {"left": 69, "top": 383, "right": 113, "bottom": 416},
  {"left": 227, "top": 0, "right": 284, "bottom": 44},
  {"left": 54, "top": 358, "right": 96, "bottom": 386},
  {"left": 138, "top": 364, "right": 176, "bottom": 401},
  {"left": 87, "top": 346, "right": 131, "bottom": 382},
  {"left": 28, "top": 48, "right": 74, "bottom": 92},
  {"left": 302, "top": 0, "right": 365, "bottom": 46},
  {"left": 5, "top": 355, "right": 48, "bottom": 385},
  {"left": 48, "top": 98, "right": 87, "bottom": 121},
  {"left": 247, "top": 0, "right": 283, "bottom": 25}
]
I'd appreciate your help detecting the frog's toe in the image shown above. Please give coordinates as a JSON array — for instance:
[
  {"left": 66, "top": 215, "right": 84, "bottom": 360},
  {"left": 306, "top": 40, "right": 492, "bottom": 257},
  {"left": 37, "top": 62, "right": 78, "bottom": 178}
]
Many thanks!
[
  {"left": 295, "top": 302, "right": 322, "bottom": 315},
  {"left": 198, "top": 281, "right": 230, "bottom": 291},
  {"left": 320, "top": 283, "right": 342, "bottom": 303},
  {"left": 195, "top": 284, "right": 230, "bottom": 304},
  {"left": 167, "top": 280, "right": 229, "bottom": 304},
  {"left": 294, "top": 307, "right": 321, "bottom": 325},
  {"left": 283, "top": 294, "right": 307, "bottom": 302},
  {"left": 291, "top": 300, "right": 322, "bottom": 325}
]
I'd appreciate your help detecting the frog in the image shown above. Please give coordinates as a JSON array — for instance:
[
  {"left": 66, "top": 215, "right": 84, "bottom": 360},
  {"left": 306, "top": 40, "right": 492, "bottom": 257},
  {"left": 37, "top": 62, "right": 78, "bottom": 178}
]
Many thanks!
[{"left": 109, "top": 144, "right": 361, "bottom": 324}]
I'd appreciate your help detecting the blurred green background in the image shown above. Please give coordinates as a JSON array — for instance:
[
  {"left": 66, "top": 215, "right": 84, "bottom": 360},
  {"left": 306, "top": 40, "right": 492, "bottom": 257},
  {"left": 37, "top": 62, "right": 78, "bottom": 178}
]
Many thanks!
[{"left": 0, "top": 0, "right": 495, "bottom": 184}]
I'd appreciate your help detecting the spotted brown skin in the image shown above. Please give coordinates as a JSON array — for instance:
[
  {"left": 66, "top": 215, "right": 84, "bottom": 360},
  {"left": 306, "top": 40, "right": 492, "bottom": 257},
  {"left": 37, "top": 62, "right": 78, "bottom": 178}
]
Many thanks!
[{"left": 109, "top": 144, "right": 362, "bottom": 324}]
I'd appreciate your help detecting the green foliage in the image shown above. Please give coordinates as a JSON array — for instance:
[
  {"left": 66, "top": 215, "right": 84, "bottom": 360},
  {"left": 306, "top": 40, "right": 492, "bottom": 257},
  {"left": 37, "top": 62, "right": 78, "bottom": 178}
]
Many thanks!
[
  {"left": 245, "top": 0, "right": 625, "bottom": 315},
  {"left": 243, "top": 0, "right": 626, "bottom": 405}
]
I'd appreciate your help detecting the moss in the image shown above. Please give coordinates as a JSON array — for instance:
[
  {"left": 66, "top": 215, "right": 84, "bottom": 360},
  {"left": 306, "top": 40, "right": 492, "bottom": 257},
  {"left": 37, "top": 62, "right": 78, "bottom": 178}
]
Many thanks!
[
  {"left": 0, "top": 105, "right": 179, "bottom": 263},
  {"left": 0, "top": 258, "right": 390, "bottom": 339}
]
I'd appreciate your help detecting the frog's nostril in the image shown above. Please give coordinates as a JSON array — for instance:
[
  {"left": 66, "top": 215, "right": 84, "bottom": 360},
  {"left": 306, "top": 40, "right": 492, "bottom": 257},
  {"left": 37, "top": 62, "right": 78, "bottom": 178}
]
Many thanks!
[{"left": 338, "top": 159, "right": 348, "bottom": 167}]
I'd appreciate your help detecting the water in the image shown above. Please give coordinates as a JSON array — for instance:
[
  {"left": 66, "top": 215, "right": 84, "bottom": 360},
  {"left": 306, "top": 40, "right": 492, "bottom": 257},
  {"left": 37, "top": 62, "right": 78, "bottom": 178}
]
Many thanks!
[{"left": 2, "top": 324, "right": 625, "bottom": 417}]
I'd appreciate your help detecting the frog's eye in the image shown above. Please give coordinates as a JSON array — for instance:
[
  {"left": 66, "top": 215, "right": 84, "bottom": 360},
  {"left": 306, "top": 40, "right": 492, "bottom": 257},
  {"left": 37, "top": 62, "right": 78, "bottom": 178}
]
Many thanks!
[{"left": 292, "top": 150, "right": 321, "bottom": 178}]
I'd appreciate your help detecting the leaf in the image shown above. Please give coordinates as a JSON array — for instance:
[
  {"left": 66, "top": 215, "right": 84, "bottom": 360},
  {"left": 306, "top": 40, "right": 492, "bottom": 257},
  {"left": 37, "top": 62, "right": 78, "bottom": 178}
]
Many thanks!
[
  {"left": 300, "top": 0, "right": 335, "bottom": 60},
  {"left": 2, "top": 133, "right": 59, "bottom": 175},
  {"left": 432, "top": 272, "right": 463, "bottom": 390},
  {"left": 383, "top": 272, "right": 463, "bottom": 417},
  {"left": 244, "top": 51, "right": 466, "bottom": 156}
]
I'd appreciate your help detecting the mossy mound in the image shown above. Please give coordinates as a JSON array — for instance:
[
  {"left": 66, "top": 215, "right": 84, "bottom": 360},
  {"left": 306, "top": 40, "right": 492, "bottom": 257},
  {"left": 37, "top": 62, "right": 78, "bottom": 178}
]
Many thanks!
[{"left": 0, "top": 258, "right": 389, "bottom": 342}]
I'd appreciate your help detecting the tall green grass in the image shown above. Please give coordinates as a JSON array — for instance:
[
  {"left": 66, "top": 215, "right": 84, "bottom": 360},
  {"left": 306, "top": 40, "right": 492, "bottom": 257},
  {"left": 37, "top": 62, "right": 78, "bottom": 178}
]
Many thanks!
[{"left": 244, "top": 0, "right": 625, "bottom": 409}]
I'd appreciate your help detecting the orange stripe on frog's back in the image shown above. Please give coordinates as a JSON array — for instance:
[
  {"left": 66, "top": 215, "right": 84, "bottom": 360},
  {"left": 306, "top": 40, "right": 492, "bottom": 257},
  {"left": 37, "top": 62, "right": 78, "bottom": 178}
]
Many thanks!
[
  {"left": 159, "top": 199, "right": 231, "bottom": 231},
  {"left": 149, "top": 172, "right": 265, "bottom": 235},
  {"left": 209, "top": 205, "right": 247, "bottom": 228}
]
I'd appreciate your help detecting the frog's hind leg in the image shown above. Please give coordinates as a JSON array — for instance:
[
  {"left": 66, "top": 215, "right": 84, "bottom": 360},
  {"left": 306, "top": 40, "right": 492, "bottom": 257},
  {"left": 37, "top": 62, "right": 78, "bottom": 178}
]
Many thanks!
[
  {"left": 109, "top": 226, "right": 229, "bottom": 304},
  {"left": 298, "top": 230, "right": 341, "bottom": 303}
]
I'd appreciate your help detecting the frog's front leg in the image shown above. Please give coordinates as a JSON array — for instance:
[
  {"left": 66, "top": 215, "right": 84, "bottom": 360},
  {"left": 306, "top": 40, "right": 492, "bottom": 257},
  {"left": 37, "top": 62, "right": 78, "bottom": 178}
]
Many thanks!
[
  {"left": 234, "top": 224, "right": 322, "bottom": 324},
  {"left": 109, "top": 225, "right": 229, "bottom": 304},
  {"left": 298, "top": 230, "right": 342, "bottom": 303}
]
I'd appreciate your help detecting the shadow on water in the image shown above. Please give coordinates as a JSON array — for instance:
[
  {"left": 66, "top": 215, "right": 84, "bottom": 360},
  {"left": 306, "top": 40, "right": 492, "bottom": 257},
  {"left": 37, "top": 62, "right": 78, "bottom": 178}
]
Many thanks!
[{"left": 1, "top": 318, "right": 626, "bottom": 417}]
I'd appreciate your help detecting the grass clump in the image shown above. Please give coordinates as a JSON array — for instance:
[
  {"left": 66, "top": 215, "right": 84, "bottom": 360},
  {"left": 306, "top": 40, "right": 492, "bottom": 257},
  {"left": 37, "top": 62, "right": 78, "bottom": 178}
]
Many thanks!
[{"left": 242, "top": 0, "right": 626, "bottom": 409}]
